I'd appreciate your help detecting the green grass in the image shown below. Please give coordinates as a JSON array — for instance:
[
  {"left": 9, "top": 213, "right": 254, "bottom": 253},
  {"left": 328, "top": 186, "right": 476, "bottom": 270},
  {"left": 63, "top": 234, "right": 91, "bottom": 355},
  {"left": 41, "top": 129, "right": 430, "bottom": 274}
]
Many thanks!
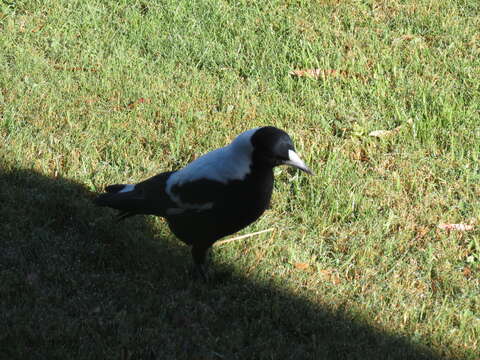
[{"left": 1, "top": 0, "right": 479, "bottom": 358}]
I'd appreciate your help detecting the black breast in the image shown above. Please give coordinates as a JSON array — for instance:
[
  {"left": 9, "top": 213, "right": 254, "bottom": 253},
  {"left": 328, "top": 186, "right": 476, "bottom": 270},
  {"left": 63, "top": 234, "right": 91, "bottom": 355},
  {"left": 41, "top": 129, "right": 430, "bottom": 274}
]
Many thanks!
[{"left": 166, "top": 167, "right": 274, "bottom": 246}]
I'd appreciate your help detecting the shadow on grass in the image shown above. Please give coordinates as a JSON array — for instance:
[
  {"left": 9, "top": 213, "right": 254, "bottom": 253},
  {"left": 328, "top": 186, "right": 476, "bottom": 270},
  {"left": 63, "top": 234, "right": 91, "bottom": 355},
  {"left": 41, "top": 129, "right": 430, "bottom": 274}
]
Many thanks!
[{"left": 0, "top": 165, "right": 458, "bottom": 360}]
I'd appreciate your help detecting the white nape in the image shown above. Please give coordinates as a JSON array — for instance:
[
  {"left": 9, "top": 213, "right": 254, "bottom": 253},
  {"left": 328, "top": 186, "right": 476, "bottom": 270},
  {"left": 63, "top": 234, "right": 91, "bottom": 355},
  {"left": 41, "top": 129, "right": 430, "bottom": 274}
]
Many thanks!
[{"left": 165, "top": 128, "right": 258, "bottom": 208}]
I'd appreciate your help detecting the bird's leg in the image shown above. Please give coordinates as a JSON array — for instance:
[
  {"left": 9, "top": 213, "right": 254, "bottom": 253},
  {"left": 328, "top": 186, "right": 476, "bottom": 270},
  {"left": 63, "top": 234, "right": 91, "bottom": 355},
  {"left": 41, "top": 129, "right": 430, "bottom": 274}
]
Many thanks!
[{"left": 191, "top": 245, "right": 210, "bottom": 282}]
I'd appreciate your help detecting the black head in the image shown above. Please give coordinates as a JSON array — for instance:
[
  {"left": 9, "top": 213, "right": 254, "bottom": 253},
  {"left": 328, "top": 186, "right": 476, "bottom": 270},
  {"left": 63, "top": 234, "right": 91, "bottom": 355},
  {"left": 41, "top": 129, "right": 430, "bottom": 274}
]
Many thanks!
[{"left": 250, "top": 126, "right": 313, "bottom": 174}]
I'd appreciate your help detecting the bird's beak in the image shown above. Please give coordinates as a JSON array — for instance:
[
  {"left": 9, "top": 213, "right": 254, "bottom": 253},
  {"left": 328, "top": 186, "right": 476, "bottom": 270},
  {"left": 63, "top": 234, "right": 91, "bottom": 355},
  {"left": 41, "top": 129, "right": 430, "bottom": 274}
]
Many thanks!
[{"left": 285, "top": 150, "right": 314, "bottom": 175}]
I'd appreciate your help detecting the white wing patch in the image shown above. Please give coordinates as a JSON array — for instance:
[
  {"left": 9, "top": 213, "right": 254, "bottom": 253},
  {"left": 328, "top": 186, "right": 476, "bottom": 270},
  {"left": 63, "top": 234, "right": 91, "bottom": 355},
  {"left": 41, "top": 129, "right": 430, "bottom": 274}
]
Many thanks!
[
  {"left": 119, "top": 184, "right": 135, "bottom": 193},
  {"left": 165, "top": 128, "right": 258, "bottom": 209},
  {"left": 166, "top": 202, "right": 213, "bottom": 215}
]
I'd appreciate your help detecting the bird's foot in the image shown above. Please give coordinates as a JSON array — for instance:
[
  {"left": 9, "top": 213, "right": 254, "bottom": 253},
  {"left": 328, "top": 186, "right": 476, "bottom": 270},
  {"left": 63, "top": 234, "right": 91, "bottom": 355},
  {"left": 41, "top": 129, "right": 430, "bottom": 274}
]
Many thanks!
[
  {"left": 191, "top": 245, "right": 210, "bottom": 283},
  {"left": 191, "top": 263, "right": 209, "bottom": 283}
]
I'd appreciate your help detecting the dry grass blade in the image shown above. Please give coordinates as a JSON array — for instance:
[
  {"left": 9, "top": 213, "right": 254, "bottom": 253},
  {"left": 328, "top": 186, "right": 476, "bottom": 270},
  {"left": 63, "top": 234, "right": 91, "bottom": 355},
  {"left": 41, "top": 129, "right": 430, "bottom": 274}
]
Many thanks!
[
  {"left": 215, "top": 228, "right": 274, "bottom": 246},
  {"left": 53, "top": 65, "right": 99, "bottom": 72},
  {"left": 369, "top": 125, "right": 403, "bottom": 138},
  {"left": 289, "top": 68, "right": 366, "bottom": 81},
  {"left": 437, "top": 223, "right": 475, "bottom": 231},
  {"left": 290, "top": 69, "right": 345, "bottom": 79},
  {"left": 294, "top": 262, "right": 310, "bottom": 270}
]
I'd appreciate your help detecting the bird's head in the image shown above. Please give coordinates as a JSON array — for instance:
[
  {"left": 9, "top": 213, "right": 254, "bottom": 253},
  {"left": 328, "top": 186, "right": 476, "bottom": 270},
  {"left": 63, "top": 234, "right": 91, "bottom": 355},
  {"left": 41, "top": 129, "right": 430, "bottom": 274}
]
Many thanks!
[{"left": 233, "top": 126, "right": 313, "bottom": 175}]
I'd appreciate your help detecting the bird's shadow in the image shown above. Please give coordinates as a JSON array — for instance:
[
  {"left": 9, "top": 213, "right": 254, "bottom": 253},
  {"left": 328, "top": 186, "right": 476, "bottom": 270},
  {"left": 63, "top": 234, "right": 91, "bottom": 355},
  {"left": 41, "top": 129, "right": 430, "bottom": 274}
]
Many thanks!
[{"left": 0, "top": 165, "right": 459, "bottom": 360}]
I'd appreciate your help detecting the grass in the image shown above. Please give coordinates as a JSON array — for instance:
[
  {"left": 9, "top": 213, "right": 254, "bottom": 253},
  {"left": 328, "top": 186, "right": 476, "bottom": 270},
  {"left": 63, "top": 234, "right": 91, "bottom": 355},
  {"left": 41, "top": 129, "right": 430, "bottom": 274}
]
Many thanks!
[{"left": 1, "top": 0, "right": 479, "bottom": 358}]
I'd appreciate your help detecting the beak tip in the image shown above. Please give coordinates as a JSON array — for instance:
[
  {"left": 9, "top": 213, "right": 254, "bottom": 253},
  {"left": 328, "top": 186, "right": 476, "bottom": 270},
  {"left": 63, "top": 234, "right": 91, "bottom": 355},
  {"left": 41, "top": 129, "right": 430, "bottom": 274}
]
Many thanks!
[{"left": 286, "top": 150, "right": 313, "bottom": 175}]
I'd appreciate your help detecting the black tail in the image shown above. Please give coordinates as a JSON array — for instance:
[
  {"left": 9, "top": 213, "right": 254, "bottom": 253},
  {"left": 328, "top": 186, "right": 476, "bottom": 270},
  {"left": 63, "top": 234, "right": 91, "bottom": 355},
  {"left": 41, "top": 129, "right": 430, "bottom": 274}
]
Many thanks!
[
  {"left": 93, "top": 183, "right": 127, "bottom": 206},
  {"left": 94, "top": 184, "right": 140, "bottom": 220}
]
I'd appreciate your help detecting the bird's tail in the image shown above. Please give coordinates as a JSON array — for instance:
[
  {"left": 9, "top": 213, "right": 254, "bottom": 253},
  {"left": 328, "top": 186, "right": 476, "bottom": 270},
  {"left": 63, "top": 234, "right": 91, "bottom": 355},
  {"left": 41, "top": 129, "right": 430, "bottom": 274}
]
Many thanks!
[{"left": 94, "top": 184, "right": 141, "bottom": 221}]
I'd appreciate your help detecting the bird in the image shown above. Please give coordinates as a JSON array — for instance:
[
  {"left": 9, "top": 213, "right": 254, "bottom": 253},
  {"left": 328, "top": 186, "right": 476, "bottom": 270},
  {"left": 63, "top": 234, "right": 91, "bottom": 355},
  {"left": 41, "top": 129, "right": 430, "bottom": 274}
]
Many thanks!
[{"left": 94, "top": 126, "right": 312, "bottom": 280}]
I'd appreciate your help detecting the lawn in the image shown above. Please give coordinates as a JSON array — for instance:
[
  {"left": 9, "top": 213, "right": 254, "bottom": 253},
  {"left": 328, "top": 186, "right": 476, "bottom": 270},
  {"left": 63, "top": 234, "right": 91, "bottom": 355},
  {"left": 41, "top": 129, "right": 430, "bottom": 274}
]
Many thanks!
[{"left": 1, "top": 0, "right": 479, "bottom": 358}]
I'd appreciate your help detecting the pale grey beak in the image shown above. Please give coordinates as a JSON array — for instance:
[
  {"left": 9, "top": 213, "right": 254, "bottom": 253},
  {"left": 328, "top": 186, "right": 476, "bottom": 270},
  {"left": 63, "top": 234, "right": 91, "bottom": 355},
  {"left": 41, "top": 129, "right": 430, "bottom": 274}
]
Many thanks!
[{"left": 284, "top": 150, "right": 313, "bottom": 175}]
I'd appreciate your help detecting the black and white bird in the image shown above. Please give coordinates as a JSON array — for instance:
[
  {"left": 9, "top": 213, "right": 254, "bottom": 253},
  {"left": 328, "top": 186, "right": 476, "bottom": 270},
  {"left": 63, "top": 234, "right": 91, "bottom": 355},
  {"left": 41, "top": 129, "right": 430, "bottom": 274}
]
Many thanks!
[{"left": 94, "top": 126, "right": 312, "bottom": 280}]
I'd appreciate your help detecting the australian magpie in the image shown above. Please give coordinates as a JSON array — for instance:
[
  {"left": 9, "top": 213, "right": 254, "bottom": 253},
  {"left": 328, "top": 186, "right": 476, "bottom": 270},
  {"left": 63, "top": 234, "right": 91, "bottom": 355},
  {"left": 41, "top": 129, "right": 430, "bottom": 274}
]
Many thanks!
[{"left": 94, "top": 126, "right": 312, "bottom": 280}]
